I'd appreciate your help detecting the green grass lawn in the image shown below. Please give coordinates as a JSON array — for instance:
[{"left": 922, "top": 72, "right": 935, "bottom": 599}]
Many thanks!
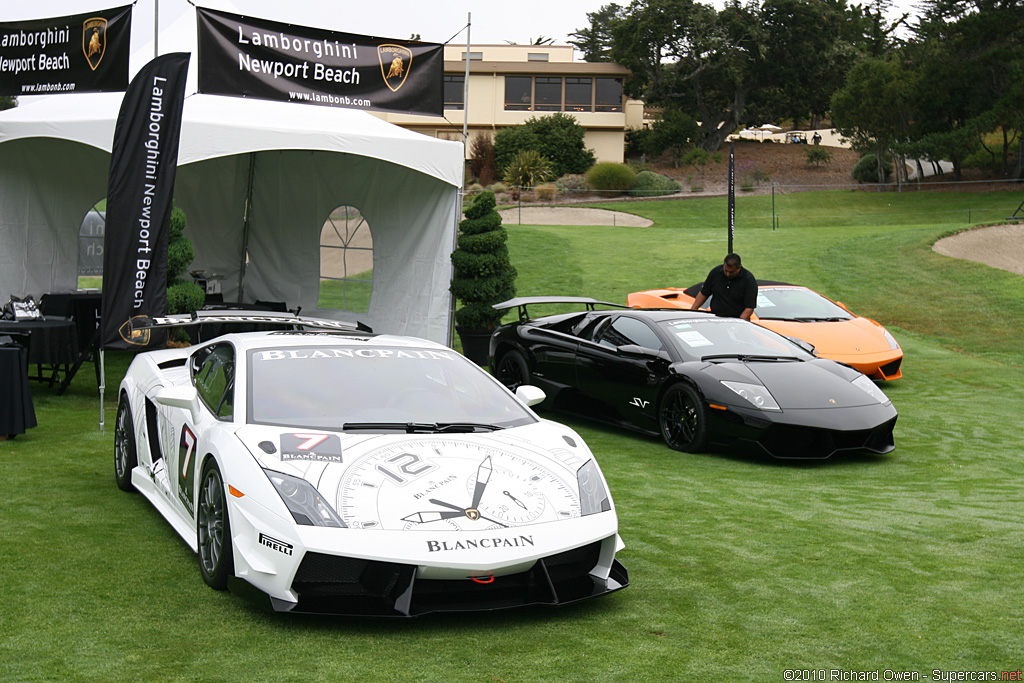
[{"left": 2, "top": 190, "right": 1023, "bottom": 682}]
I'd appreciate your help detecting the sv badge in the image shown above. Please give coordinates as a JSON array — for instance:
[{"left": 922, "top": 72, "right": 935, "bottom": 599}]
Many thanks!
[{"left": 629, "top": 397, "right": 650, "bottom": 409}]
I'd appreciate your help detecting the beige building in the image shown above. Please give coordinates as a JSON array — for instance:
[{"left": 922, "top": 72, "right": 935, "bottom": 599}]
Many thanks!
[{"left": 377, "top": 44, "right": 645, "bottom": 165}]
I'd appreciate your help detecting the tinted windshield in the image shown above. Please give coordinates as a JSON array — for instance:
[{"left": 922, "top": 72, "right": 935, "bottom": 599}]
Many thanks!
[
  {"left": 753, "top": 288, "right": 853, "bottom": 320},
  {"left": 659, "top": 318, "right": 815, "bottom": 361},
  {"left": 246, "top": 345, "right": 537, "bottom": 430}
]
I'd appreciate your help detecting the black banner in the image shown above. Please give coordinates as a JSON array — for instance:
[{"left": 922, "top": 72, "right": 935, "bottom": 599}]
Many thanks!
[
  {"left": 0, "top": 5, "right": 131, "bottom": 97},
  {"left": 728, "top": 141, "right": 735, "bottom": 254},
  {"left": 196, "top": 7, "right": 443, "bottom": 116},
  {"left": 101, "top": 53, "right": 191, "bottom": 350}
]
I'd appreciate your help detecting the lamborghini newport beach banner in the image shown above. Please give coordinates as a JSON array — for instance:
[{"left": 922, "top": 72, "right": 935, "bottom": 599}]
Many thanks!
[
  {"left": 0, "top": 5, "right": 131, "bottom": 97},
  {"left": 196, "top": 7, "right": 443, "bottom": 116},
  {"left": 101, "top": 53, "right": 190, "bottom": 350}
]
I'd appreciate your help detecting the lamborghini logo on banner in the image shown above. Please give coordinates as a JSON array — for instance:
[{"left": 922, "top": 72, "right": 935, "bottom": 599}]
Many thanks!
[
  {"left": 82, "top": 17, "right": 108, "bottom": 71},
  {"left": 118, "top": 316, "right": 152, "bottom": 346},
  {"left": 378, "top": 44, "right": 412, "bottom": 92}
]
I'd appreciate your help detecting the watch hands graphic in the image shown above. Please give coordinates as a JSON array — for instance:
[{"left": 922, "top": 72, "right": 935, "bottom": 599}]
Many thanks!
[
  {"left": 337, "top": 439, "right": 581, "bottom": 530},
  {"left": 426, "top": 497, "right": 508, "bottom": 527},
  {"left": 504, "top": 490, "right": 528, "bottom": 510},
  {"left": 470, "top": 455, "right": 493, "bottom": 511}
]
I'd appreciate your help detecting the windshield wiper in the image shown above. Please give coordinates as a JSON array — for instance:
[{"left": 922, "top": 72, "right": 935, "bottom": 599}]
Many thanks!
[
  {"left": 700, "top": 354, "right": 801, "bottom": 363},
  {"left": 342, "top": 422, "right": 503, "bottom": 433},
  {"left": 760, "top": 316, "right": 848, "bottom": 322}
]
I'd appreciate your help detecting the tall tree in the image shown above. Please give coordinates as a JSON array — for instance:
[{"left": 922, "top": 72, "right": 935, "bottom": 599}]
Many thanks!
[
  {"left": 831, "top": 55, "right": 918, "bottom": 188},
  {"left": 569, "top": 4, "right": 625, "bottom": 62},
  {"left": 609, "top": 0, "right": 767, "bottom": 151}
]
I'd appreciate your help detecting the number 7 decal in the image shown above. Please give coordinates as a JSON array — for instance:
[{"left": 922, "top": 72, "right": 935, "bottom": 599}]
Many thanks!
[
  {"left": 292, "top": 433, "right": 330, "bottom": 451},
  {"left": 177, "top": 425, "right": 198, "bottom": 516}
]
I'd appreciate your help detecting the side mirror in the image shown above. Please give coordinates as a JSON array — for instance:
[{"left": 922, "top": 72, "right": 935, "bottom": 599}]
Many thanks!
[
  {"left": 835, "top": 301, "right": 850, "bottom": 311},
  {"left": 155, "top": 385, "right": 202, "bottom": 422},
  {"left": 515, "top": 384, "right": 546, "bottom": 407},
  {"left": 617, "top": 344, "right": 671, "bottom": 361},
  {"left": 784, "top": 336, "right": 816, "bottom": 355}
]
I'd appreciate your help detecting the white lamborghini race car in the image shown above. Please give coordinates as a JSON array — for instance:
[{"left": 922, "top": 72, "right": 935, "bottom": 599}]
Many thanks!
[{"left": 114, "top": 312, "right": 628, "bottom": 616}]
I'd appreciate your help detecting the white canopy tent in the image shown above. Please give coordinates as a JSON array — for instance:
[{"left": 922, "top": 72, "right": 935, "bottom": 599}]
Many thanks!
[{"left": 0, "top": 1, "right": 464, "bottom": 344}]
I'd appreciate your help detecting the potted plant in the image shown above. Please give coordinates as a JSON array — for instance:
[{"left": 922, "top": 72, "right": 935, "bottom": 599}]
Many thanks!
[
  {"left": 450, "top": 191, "right": 516, "bottom": 365},
  {"left": 165, "top": 203, "right": 206, "bottom": 346}
]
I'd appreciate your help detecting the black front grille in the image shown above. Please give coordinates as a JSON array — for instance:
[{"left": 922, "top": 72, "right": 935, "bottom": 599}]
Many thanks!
[
  {"left": 757, "top": 418, "right": 896, "bottom": 460},
  {"left": 881, "top": 359, "right": 902, "bottom": 376},
  {"left": 287, "top": 540, "right": 626, "bottom": 616}
]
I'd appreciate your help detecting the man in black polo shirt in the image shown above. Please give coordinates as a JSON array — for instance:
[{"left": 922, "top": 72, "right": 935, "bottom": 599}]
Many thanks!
[{"left": 690, "top": 253, "right": 757, "bottom": 320}]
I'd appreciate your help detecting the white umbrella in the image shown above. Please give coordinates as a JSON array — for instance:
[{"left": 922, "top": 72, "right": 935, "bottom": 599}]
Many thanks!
[{"left": 751, "top": 123, "right": 782, "bottom": 141}]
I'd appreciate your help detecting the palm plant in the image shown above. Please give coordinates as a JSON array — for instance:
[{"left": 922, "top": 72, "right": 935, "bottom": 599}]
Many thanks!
[{"left": 502, "top": 149, "right": 554, "bottom": 200}]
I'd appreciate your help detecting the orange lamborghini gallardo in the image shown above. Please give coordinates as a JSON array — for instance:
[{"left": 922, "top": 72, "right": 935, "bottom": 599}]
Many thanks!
[{"left": 627, "top": 281, "right": 903, "bottom": 380}]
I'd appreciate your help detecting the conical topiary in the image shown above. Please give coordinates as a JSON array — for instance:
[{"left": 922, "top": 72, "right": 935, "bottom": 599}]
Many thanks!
[{"left": 449, "top": 191, "right": 516, "bottom": 331}]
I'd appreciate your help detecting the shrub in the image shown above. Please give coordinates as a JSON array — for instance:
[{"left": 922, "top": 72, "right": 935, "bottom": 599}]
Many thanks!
[
  {"left": 502, "top": 149, "right": 554, "bottom": 199},
  {"left": 165, "top": 204, "right": 205, "bottom": 342},
  {"left": 487, "top": 181, "right": 507, "bottom": 194},
  {"left": 555, "top": 174, "right": 589, "bottom": 196},
  {"left": 535, "top": 183, "right": 558, "bottom": 201},
  {"left": 167, "top": 278, "right": 206, "bottom": 316},
  {"left": 629, "top": 170, "right": 681, "bottom": 197},
  {"left": 449, "top": 191, "right": 516, "bottom": 331},
  {"left": 852, "top": 154, "right": 893, "bottom": 183},
  {"left": 166, "top": 204, "right": 204, "bottom": 316},
  {"left": 585, "top": 162, "right": 636, "bottom": 194},
  {"left": 166, "top": 205, "right": 193, "bottom": 280},
  {"left": 805, "top": 146, "right": 834, "bottom": 167},
  {"left": 469, "top": 133, "right": 496, "bottom": 186},
  {"left": 494, "top": 113, "right": 596, "bottom": 177}
]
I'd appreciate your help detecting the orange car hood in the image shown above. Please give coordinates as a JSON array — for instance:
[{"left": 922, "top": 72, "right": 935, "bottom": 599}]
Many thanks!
[{"left": 755, "top": 316, "right": 890, "bottom": 357}]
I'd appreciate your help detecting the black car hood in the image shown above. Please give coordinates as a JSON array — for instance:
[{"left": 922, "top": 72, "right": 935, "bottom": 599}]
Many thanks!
[{"left": 696, "top": 358, "right": 884, "bottom": 409}]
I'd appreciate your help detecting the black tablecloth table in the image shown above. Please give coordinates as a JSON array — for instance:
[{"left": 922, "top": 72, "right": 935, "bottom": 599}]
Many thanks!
[
  {"left": 0, "top": 318, "right": 79, "bottom": 389},
  {"left": 0, "top": 345, "right": 36, "bottom": 437}
]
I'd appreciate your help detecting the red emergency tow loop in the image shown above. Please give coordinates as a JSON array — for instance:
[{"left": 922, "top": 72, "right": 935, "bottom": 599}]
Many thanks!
[{"left": 470, "top": 575, "right": 495, "bottom": 584}]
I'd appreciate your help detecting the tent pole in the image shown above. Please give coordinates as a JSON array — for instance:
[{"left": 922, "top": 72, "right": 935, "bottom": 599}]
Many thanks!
[
  {"left": 99, "top": 348, "right": 105, "bottom": 433},
  {"left": 462, "top": 12, "right": 470, "bottom": 143},
  {"left": 448, "top": 13, "right": 471, "bottom": 348},
  {"left": 238, "top": 152, "right": 256, "bottom": 301},
  {"left": 154, "top": 0, "right": 159, "bottom": 59}
]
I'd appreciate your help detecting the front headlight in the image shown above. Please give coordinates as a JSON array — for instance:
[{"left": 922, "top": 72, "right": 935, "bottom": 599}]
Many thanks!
[
  {"left": 577, "top": 459, "right": 611, "bottom": 516},
  {"left": 720, "top": 381, "right": 781, "bottom": 411},
  {"left": 851, "top": 374, "right": 890, "bottom": 404},
  {"left": 265, "top": 469, "right": 345, "bottom": 527},
  {"left": 883, "top": 329, "right": 900, "bottom": 351}
]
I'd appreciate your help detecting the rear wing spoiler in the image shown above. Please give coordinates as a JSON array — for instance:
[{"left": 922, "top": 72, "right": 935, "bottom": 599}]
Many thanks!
[
  {"left": 128, "top": 310, "right": 372, "bottom": 334},
  {"left": 493, "top": 296, "right": 627, "bottom": 323}
]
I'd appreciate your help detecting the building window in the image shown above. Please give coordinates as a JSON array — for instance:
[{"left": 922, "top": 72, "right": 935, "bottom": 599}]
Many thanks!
[
  {"left": 527, "top": 53, "right": 549, "bottom": 62},
  {"left": 595, "top": 77, "right": 623, "bottom": 112},
  {"left": 565, "top": 77, "right": 593, "bottom": 112},
  {"left": 534, "top": 76, "right": 562, "bottom": 111},
  {"left": 504, "top": 76, "right": 532, "bottom": 111},
  {"left": 502, "top": 75, "right": 621, "bottom": 112},
  {"left": 319, "top": 205, "right": 372, "bottom": 314},
  {"left": 460, "top": 51, "right": 483, "bottom": 61},
  {"left": 443, "top": 75, "right": 464, "bottom": 110}
]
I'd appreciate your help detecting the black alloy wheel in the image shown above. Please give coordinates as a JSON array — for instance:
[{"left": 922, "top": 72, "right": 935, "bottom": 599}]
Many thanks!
[
  {"left": 496, "top": 350, "right": 530, "bottom": 391},
  {"left": 659, "top": 383, "right": 709, "bottom": 453}
]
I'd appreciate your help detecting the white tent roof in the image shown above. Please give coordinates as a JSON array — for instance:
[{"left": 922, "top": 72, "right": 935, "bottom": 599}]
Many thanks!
[{"left": 0, "top": 93, "right": 463, "bottom": 187}]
